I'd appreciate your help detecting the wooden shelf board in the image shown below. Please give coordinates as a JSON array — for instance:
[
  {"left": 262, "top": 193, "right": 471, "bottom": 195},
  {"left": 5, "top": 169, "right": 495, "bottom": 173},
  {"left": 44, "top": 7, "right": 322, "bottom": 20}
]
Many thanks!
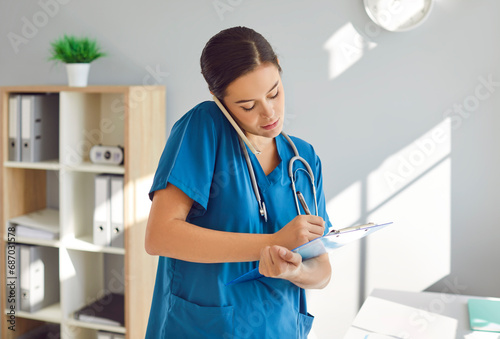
[
  {"left": 63, "top": 236, "right": 125, "bottom": 255},
  {"left": 3, "top": 160, "right": 61, "bottom": 171},
  {"left": 65, "top": 162, "right": 125, "bottom": 174},
  {"left": 1, "top": 85, "right": 161, "bottom": 94},
  {"left": 7, "top": 302, "right": 62, "bottom": 323},
  {"left": 4, "top": 236, "right": 60, "bottom": 248},
  {"left": 66, "top": 318, "right": 126, "bottom": 334}
]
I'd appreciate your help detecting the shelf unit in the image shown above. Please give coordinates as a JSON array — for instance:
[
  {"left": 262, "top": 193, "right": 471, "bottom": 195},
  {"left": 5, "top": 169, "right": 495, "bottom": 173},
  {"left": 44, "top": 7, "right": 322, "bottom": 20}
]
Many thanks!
[{"left": 0, "top": 85, "right": 165, "bottom": 339}]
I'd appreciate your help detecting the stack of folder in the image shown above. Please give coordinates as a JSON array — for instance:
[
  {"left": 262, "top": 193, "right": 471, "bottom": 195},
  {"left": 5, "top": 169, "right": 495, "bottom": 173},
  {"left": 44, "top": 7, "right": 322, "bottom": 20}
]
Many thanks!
[
  {"left": 8, "top": 209, "right": 59, "bottom": 241},
  {"left": 94, "top": 174, "right": 124, "bottom": 248},
  {"left": 74, "top": 293, "right": 124, "bottom": 327},
  {"left": 17, "top": 323, "right": 60, "bottom": 339},
  {"left": 5, "top": 244, "right": 59, "bottom": 313},
  {"left": 8, "top": 93, "right": 59, "bottom": 162}
]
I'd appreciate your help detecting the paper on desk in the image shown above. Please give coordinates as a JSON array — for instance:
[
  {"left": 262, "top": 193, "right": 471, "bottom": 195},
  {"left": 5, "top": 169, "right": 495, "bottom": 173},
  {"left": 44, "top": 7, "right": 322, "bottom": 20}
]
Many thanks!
[
  {"left": 464, "top": 332, "right": 500, "bottom": 339},
  {"left": 343, "top": 297, "right": 458, "bottom": 339}
]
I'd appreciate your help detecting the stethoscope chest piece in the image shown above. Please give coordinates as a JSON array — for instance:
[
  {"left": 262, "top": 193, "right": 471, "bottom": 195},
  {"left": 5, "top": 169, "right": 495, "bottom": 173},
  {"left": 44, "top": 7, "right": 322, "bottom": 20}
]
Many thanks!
[{"left": 259, "top": 201, "right": 268, "bottom": 223}]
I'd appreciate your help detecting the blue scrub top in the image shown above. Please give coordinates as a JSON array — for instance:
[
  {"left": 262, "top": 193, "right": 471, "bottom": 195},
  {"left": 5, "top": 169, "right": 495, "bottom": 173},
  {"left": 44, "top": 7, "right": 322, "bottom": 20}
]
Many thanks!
[{"left": 146, "top": 101, "right": 331, "bottom": 339}]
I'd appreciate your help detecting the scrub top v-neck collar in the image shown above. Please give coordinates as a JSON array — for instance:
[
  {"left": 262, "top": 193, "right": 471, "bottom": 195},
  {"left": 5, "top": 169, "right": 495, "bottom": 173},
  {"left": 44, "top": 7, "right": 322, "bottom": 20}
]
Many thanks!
[{"left": 247, "top": 134, "right": 284, "bottom": 194}]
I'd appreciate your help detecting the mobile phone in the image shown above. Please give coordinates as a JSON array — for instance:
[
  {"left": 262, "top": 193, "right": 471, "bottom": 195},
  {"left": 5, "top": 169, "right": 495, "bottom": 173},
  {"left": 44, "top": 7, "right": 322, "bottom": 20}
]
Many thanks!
[{"left": 212, "top": 95, "right": 261, "bottom": 155}]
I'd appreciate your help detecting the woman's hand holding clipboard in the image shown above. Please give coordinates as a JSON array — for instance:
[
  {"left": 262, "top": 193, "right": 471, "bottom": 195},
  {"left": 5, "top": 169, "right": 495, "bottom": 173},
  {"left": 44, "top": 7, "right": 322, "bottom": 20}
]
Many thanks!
[{"left": 226, "top": 221, "right": 394, "bottom": 285}]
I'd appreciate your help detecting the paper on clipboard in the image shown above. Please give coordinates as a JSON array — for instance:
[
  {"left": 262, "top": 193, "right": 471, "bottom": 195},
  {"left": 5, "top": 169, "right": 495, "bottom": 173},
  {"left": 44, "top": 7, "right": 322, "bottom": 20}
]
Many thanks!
[{"left": 226, "top": 222, "right": 393, "bottom": 286}]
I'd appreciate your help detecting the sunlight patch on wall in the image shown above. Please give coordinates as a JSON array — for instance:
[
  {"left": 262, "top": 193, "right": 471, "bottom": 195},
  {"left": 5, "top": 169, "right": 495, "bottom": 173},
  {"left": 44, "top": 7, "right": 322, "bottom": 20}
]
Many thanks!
[
  {"left": 367, "top": 157, "right": 451, "bottom": 292},
  {"left": 326, "top": 180, "right": 362, "bottom": 229},
  {"left": 367, "top": 119, "right": 451, "bottom": 210},
  {"left": 323, "top": 22, "right": 377, "bottom": 79},
  {"left": 365, "top": 119, "right": 452, "bottom": 292}
]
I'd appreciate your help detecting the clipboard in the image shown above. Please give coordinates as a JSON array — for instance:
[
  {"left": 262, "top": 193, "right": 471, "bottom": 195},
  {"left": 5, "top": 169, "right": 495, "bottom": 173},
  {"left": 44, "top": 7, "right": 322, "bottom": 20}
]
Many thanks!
[{"left": 226, "top": 222, "right": 393, "bottom": 285}]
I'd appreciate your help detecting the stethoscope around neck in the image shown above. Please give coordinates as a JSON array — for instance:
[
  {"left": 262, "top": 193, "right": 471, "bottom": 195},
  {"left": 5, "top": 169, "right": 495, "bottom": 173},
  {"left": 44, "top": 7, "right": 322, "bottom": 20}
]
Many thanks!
[
  {"left": 212, "top": 95, "right": 318, "bottom": 222},
  {"left": 238, "top": 132, "right": 318, "bottom": 222}
]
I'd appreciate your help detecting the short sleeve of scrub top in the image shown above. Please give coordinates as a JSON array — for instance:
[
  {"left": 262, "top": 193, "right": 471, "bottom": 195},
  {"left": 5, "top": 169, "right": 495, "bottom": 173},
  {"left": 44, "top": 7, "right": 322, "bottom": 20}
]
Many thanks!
[
  {"left": 148, "top": 101, "right": 219, "bottom": 215},
  {"left": 146, "top": 101, "right": 332, "bottom": 339}
]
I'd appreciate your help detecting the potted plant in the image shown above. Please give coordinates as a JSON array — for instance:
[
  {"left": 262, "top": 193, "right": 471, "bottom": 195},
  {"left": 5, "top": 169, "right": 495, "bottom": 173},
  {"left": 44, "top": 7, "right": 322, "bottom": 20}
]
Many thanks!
[{"left": 49, "top": 35, "right": 106, "bottom": 87}]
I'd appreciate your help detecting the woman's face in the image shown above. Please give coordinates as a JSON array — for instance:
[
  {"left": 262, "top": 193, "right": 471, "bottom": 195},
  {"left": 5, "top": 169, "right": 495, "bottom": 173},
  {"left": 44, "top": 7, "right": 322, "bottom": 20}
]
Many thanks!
[{"left": 223, "top": 63, "right": 285, "bottom": 142}]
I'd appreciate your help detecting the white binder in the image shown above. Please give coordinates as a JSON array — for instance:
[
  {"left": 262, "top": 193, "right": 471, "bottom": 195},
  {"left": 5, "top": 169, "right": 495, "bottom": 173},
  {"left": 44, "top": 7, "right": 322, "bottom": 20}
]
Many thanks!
[
  {"left": 20, "top": 94, "right": 59, "bottom": 162},
  {"left": 8, "top": 94, "right": 22, "bottom": 161},
  {"left": 20, "top": 245, "right": 59, "bottom": 313},
  {"left": 94, "top": 175, "right": 111, "bottom": 246},
  {"left": 110, "top": 175, "right": 124, "bottom": 248}
]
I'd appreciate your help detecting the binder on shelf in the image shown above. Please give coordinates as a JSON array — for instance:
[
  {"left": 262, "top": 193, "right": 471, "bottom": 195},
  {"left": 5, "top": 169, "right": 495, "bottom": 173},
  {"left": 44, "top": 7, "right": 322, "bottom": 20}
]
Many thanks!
[
  {"left": 5, "top": 244, "right": 21, "bottom": 312},
  {"left": 8, "top": 208, "right": 60, "bottom": 241},
  {"left": 74, "top": 293, "right": 124, "bottom": 327},
  {"left": 94, "top": 174, "right": 111, "bottom": 247},
  {"left": 8, "top": 94, "right": 22, "bottom": 161},
  {"left": 21, "top": 93, "right": 59, "bottom": 162},
  {"left": 110, "top": 175, "right": 124, "bottom": 248},
  {"left": 20, "top": 245, "right": 60, "bottom": 313},
  {"left": 94, "top": 174, "right": 125, "bottom": 248}
]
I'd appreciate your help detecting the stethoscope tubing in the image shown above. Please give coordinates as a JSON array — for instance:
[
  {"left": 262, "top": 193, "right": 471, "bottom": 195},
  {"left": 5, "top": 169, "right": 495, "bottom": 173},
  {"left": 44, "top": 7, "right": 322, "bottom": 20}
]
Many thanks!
[{"left": 239, "top": 131, "right": 318, "bottom": 222}]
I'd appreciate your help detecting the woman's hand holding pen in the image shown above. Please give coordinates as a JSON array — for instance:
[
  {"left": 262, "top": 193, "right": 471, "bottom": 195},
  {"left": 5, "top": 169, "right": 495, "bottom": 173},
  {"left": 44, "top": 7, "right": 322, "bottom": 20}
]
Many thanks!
[{"left": 271, "top": 215, "right": 325, "bottom": 250}]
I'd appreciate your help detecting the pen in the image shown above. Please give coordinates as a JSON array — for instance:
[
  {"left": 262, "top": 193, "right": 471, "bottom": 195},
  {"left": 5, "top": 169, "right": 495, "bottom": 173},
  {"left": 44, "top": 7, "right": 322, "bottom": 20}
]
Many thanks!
[
  {"left": 296, "top": 191, "right": 311, "bottom": 215},
  {"left": 328, "top": 222, "right": 376, "bottom": 235}
]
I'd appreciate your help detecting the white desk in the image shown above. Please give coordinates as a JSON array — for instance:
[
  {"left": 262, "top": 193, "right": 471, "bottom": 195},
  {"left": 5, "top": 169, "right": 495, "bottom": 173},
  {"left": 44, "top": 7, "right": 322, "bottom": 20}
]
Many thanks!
[{"left": 343, "top": 289, "right": 500, "bottom": 339}]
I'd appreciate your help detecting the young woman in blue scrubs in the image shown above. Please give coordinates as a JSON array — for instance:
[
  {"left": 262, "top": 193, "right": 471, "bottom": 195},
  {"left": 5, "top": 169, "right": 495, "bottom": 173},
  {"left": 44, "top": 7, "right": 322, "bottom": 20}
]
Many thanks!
[{"left": 145, "top": 26, "right": 332, "bottom": 338}]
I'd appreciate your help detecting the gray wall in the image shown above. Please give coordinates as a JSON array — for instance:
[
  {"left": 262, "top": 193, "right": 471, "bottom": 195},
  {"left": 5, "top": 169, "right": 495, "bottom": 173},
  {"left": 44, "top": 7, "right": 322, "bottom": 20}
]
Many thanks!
[{"left": 2, "top": 0, "right": 499, "bottom": 338}]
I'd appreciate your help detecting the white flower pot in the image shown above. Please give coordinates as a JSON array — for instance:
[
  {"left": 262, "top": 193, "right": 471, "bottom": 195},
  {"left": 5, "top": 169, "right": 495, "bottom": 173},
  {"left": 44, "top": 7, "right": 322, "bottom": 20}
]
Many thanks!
[{"left": 66, "top": 63, "right": 90, "bottom": 87}]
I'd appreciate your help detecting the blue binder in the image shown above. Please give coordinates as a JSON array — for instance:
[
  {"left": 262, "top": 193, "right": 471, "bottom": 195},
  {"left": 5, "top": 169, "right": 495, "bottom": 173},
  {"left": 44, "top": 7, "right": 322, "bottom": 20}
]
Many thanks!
[{"left": 226, "top": 222, "right": 393, "bottom": 285}]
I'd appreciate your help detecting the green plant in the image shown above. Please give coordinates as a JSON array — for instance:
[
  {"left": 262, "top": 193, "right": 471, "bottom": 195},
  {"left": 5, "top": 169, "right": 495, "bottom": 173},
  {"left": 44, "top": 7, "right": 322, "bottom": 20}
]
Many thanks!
[{"left": 49, "top": 35, "right": 106, "bottom": 63}]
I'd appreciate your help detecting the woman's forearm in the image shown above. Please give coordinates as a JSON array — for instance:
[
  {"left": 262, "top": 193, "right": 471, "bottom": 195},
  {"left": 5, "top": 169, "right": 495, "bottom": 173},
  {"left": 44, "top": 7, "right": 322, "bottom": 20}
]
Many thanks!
[
  {"left": 145, "top": 218, "right": 274, "bottom": 263},
  {"left": 145, "top": 185, "right": 275, "bottom": 263}
]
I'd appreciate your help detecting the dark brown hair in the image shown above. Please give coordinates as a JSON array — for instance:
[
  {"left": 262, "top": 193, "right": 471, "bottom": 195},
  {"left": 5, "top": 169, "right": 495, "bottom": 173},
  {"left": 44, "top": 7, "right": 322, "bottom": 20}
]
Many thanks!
[{"left": 200, "top": 26, "right": 281, "bottom": 99}]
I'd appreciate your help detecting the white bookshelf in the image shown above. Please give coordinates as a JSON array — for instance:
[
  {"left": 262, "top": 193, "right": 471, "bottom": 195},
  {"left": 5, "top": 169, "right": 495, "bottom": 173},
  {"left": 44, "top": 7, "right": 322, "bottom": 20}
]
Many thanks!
[{"left": 0, "top": 86, "right": 164, "bottom": 339}]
